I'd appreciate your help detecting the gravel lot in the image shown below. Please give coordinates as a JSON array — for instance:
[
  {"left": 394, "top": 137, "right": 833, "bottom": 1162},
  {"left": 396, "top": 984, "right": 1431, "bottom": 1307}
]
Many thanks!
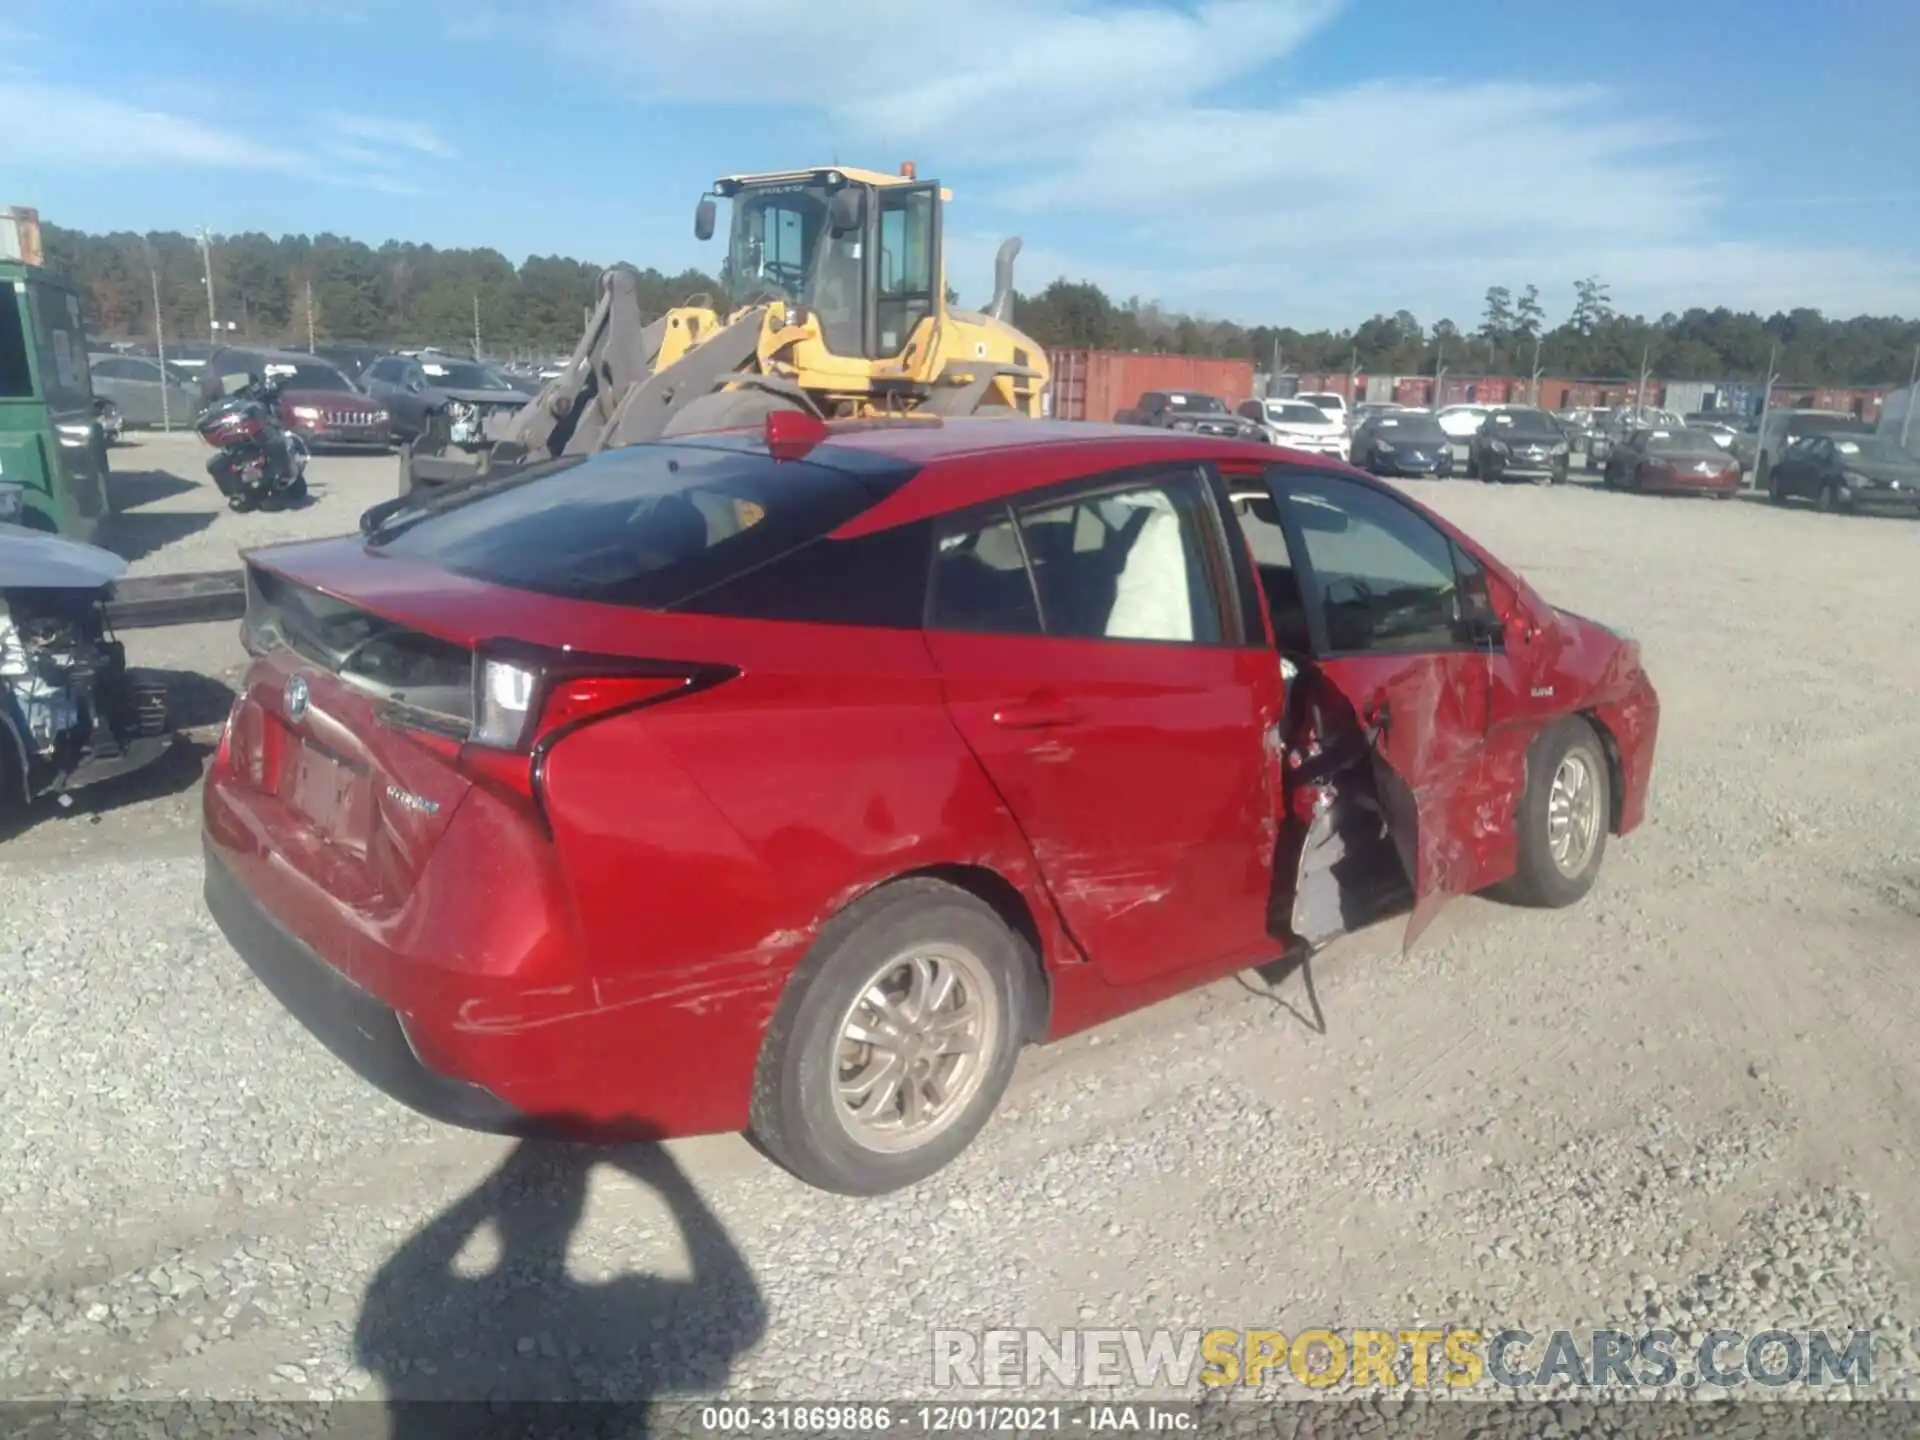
[{"left": 3, "top": 430, "right": 1919, "bottom": 1413}]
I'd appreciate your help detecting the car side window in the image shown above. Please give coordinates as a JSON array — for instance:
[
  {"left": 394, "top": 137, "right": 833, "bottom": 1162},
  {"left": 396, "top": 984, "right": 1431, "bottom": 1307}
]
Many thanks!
[
  {"left": 1229, "top": 480, "right": 1311, "bottom": 654},
  {"left": 928, "top": 512, "right": 1043, "bottom": 635},
  {"left": 1279, "top": 474, "right": 1463, "bottom": 655},
  {"left": 1015, "top": 474, "right": 1225, "bottom": 644},
  {"left": 92, "top": 358, "right": 133, "bottom": 379}
]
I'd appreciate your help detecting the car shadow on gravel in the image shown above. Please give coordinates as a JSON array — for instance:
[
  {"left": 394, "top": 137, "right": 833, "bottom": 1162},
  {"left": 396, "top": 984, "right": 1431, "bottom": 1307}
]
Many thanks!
[
  {"left": 106, "top": 468, "right": 201, "bottom": 510},
  {"left": 354, "top": 1135, "right": 766, "bottom": 1436},
  {"left": 100, "top": 507, "right": 220, "bottom": 564}
]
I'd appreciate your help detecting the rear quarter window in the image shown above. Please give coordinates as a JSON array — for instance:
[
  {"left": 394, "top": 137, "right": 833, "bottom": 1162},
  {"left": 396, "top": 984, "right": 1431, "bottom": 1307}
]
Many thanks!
[{"left": 373, "top": 442, "right": 916, "bottom": 612}]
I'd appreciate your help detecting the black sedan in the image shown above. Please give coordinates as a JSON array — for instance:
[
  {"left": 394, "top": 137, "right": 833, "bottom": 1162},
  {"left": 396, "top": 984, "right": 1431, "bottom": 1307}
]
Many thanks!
[
  {"left": 1766, "top": 433, "right": 1920, "bottom": 514},
  {"left": 1350, "top": 410, "right": 1454, "bottom": 478},
  {"left": 1467, "top": 407, "right": 1571, "bottom": 484}
]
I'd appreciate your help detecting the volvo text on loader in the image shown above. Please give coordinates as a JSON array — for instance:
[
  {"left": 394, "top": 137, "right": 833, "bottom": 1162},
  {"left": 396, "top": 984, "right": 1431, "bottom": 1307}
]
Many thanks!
[{"left": 402, "top": 164, "right": 1050, "bottom": 496}]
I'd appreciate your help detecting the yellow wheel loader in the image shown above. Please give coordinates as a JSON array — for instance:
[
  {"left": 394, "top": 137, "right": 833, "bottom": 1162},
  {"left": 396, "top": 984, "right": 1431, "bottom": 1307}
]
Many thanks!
[{"left": 402, "top": 164, "right": 1049, "bottom": 496}]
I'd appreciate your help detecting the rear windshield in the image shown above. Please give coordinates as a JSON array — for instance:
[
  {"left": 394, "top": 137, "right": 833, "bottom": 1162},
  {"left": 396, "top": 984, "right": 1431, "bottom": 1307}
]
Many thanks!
[{"left": 373, "top": 442, "right": 906, "bottom": 609}]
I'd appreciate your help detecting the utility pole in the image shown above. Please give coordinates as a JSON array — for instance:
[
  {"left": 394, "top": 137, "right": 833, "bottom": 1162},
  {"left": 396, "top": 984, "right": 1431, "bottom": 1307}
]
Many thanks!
[
  {"left": 472, "top": 293, "right": 483, "bottom": 360},
  {"left": 1634, "top": 343, "right": 1652, "bottom": 412},
  {"left": 1348, "top": 344, "right": 1360, "bottom": 402},
  {"left": 1901, "top": 343, "right": 1919, "bottom": 450},
  {"left": 1753, "top": 342, "right": 1780, "bottom": 488},
  {"left": 305, "top": 278, "right": 317, "bottom": 352},
  {"left": 146, "top": 240, "right": 171, "bottom": 432},
  {"left": 196, "top": 227, "right": 218, "bottom": 345},
  {"left": 1432, "top": 335, "right": 1447, "bottom": 409},
  {"left": 1530, "top": 333, "right": 1544, "bottom": 405}
]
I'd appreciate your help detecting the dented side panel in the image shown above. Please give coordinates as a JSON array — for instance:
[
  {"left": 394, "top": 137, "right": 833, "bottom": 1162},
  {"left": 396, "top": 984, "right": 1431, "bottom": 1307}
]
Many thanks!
[{"left": 926, "top": 628, "right": 1286, "bottom": 990}]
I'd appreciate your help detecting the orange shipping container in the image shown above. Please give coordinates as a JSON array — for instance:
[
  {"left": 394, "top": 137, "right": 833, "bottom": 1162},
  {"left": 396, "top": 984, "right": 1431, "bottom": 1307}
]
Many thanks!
[
  {"left": 1047, "top": 349, "right": 1257, "bottom": 423},
  {"left": 1394, "top": 377, "right": 1434, "bottom": 406}
]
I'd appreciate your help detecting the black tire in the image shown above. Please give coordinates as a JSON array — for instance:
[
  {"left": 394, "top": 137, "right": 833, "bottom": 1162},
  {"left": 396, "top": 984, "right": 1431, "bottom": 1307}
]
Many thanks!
[
  {"left": 1464, "top": 449, "right": 1479, "bottom": 479},
  {"left": 1766, "top": 465, "right": 1788, "bottom": 505},
  {"left": 1754, "top": 454, "right": 1772, "bottom": 494},
  {"left": 662, "top": 386, "right": 803, "bottom": 438},
  {"left": 750, "top": 878, "right": 1031, "bottom": 1195},
  {"left": 1501, "top": 718, "right": 1610, "bottom": 909}
]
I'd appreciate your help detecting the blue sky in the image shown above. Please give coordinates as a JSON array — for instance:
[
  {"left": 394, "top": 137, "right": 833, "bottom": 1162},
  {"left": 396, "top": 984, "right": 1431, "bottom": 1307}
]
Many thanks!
[{"left": 4, "top": 0, "right": 1917, "bottom": 329}]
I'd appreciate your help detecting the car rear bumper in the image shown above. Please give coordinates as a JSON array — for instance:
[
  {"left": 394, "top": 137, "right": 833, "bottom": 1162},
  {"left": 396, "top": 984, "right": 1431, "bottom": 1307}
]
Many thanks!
[
  {"left": 204, "top": 842, "right": 530, "bottom": 1132},
  {"left": 201, "top": 753, "right": 776, "bottom": 1140}
]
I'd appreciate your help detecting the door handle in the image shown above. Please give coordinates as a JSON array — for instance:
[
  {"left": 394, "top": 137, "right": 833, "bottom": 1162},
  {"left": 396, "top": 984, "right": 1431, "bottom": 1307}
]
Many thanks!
[{"left": 991, "top": 696, "right": 1085, "bottom": 730}]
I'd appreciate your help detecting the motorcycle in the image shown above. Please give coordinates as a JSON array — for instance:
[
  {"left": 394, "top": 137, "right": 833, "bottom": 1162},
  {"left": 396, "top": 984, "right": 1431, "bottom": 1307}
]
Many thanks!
[{"left": 194, "top": 368, "right": 310, "bottom": 512}]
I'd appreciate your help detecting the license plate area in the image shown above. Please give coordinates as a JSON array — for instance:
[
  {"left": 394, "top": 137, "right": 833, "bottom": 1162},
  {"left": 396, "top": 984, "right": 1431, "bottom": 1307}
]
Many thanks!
[{"left": 283, "top": 741, "right": 373, "bottom": 852}]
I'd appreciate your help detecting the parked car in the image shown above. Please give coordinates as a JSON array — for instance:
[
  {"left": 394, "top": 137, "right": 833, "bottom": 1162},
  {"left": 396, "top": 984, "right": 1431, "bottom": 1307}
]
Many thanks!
[
  {"left": 1235, "top": 397, "right": 1347, "bottom": 459},
  {"left": 1294, "top": 391, "right": 1348, "bottom": 428},
  {"left": 312, "top": 342, "right": 389, "bottom": 382},
  {"left": 1680, "top": 415, "right": 1741, "bottom": 452},
  {"left": 1749, "top": 409, "right": 1874, "bottom": 490},
  {"left": 1763, "top": 432, "right": 1920, "bottom": 513},
  {"left": 1602, "top": 427, "right": 1741, "bottom": 498},
  {"left": 1350, "top": 409, "right": 1454, "bottom": 479},
  {"left": 199, "top": 349, "right": 392, "bottom": 452},
  {"left": 1434, "top": 404, "right": 1493, "bottom": 443},
  {"left": 1727, "top": 418, "right": 1762, "bottom": 474},
  {"left": 1347, "top": 402, "right": 1406, "bottom": 430},
  {"left": 203, "top": 415, "right": 1660, "bottom": 1194},
  {"left": 1553, "top": 408, "right": 1602, "bottom": 453},
  {"left": 87, "top": 352, "right": 202, "bottom": 429},
  {"left": 1, "top": 519, "right": 173, "bottom": 820},
  {"left": 1467, "top": 407, "right": 1571, "bottom": 484},
  {"left": 361, "top": 354, "right": 531, "bottom": 446},
  {"left": 1587, "top": 408, "right": 1679, "bottom": 473},
  {"left": 1114, "top": 390, "right": 1262, "bottom": 440}
]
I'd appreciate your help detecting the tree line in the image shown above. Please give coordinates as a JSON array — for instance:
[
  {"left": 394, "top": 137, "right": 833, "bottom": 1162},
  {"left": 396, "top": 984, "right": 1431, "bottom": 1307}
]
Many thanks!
[{"left": 41, "top": 224, "right": 1920, "bottom": 385}]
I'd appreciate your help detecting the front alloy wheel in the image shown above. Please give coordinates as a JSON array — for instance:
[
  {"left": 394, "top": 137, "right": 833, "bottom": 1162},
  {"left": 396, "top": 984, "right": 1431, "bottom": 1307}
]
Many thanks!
[{"left": 1500, "top": 717, "right": 1611, "bottom": 908}]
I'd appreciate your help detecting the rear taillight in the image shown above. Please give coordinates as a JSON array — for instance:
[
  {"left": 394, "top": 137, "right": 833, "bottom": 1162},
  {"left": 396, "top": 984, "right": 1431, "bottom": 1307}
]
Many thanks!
[{"left": 426, "top": 647, "right": 731, "bottom": 809}]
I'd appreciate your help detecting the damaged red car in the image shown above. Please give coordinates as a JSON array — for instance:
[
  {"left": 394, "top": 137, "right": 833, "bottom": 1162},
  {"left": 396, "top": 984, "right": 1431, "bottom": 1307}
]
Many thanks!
[{"left": 202, "top": 417, "right": 1659, "bottom": 1194}]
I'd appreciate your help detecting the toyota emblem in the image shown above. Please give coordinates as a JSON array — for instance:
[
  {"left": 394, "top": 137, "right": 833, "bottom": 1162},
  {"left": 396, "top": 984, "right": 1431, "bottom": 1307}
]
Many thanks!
[{"left": 285, "top": 674, "right": 310, "bottom": 722}]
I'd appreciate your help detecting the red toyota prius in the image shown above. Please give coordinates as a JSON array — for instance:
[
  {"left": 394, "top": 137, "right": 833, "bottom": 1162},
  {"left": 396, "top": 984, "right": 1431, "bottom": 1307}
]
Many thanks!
[{"left": 203, "top": 416, "right": 1658, "bottom": 1194}]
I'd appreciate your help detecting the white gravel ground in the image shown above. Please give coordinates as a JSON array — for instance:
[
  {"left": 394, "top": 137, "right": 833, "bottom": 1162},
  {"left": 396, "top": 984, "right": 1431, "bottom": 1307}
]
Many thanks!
[{"left": 3, "top": 432, "right": 1919, "bottom": 1418}]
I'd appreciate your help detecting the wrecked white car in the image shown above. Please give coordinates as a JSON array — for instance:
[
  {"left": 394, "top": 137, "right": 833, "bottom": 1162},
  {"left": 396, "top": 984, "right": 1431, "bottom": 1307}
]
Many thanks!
[{"left": 0, "top": 509, "right": 172, "bottom": 816}]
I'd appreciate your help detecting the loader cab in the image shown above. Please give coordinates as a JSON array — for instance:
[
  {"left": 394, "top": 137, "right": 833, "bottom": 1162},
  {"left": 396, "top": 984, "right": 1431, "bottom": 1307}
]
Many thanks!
[{"left": 702, "top": 167, "right": 943, "bottom": 366}]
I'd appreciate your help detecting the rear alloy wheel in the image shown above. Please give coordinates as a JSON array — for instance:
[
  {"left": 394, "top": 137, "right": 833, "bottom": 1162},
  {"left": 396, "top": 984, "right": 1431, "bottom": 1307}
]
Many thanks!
[
  {"left": 1501, "top": 717, "right": 1610, "bottom": 909},
  {"left": 1815, "top": 481, "right": 1846, "bottom": 515},
  {"left": 750, "top": 879, "right": 1030, "bottom": 1194}
]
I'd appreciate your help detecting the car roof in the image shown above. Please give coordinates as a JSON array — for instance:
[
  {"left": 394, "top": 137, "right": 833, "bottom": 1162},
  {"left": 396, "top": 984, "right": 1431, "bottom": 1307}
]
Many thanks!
[{"left": 700, "top": 418, "right": 1331, "bottom": 537}]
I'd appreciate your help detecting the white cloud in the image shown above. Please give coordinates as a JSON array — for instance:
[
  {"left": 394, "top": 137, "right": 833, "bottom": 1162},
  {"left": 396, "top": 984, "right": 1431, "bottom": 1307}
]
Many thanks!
[
  {"left": 555, "top": 0, "right": 1919, "bottom": 323},
  {"left": 0, "top": 78, "right": 302, "bottom": 170},
  {"left": 322, "top": 111, "right": 457, "bottom": 159}
]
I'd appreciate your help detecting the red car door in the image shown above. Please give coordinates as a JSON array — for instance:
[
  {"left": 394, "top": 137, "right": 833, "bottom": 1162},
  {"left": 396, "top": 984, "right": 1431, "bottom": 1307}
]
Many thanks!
[
  {"left": 924, "top": 467, "right": 1287, "bottom": 987},
  {"left": 1263, "top": 467, "right": 1492, "bottom": 948}
]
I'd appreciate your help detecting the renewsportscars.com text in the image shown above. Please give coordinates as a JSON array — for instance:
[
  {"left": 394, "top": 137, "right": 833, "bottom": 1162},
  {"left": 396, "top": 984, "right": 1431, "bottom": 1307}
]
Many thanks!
[{"left": 932, "top": 1327, "right": 1876, "bottom": 1391}]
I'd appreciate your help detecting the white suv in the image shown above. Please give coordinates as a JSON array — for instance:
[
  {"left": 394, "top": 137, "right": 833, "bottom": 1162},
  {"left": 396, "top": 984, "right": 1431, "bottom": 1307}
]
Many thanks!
[
  {"left": 1238, "top": 397, "right": 1349, "bottom": 460},
  {"left": 1295, "top": 391, "right": 1349, "bottom": 428}
]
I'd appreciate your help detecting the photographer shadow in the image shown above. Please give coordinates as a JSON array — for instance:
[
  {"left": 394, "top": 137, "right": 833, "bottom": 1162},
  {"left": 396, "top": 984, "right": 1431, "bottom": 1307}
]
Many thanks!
[{"left": 353, "top": 1133, "right": 766, "bottom": 1438}]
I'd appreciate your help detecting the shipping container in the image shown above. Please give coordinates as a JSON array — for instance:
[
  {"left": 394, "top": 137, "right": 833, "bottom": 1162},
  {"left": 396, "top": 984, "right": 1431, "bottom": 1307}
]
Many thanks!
[
  {"left": 1537, "top": 379, "right": 1574, "bottom": 411},
  {"left": 1365, "top": 374, "right": 1397, "bottom": 403},
  {"left": 1393, "top": 377, "right": 1434, "bottom": 407},
  {"left": 1663, "top": 380, "right": 1712, "bottom": 416},
  {"left": 1046, "top": 349, "right": 1258, "bottom": 423}
]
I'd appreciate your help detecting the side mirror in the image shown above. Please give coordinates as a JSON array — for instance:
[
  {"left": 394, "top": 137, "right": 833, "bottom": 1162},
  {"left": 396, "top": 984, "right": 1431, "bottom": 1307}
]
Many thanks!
[
  {"left": 694, "top": 195, "right": 717, "bottom": 242},
  {"left": 828, "top": 187, "right": 864, "bottom": 237}
]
